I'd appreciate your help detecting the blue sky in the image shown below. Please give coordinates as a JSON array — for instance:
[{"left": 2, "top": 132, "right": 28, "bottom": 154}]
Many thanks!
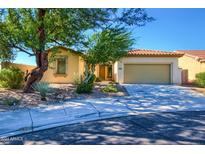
[
  {"left": 132, "top": 8, "right": 205, "bottom": 51},
  {"left": 14, "top": 8, "right": 205, "bottom": 66}
]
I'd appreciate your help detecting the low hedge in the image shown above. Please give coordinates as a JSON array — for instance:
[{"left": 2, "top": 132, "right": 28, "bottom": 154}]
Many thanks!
[
  {"left": 195, "top": 72, "right": 205, "bottom": 87},
  {"left": 0, "top": 66, "right": 24, "bottom": 89},
  {"left": 76, "top": 82, "right": 93, "bottom": 94},
  {"left": 101, "top": 84, "right": 118, "bottom": 93}
]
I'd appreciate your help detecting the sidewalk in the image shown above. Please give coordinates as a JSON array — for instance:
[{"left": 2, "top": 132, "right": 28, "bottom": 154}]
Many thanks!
[
  {"left": 1, "top": 85, "right": 205, "bottom": 139},
  {"left": 0, "top": 98, "right": 133, "bottom": 138}
]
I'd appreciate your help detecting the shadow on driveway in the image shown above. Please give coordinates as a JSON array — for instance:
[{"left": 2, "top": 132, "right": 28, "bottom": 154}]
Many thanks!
[
  {"left": 121, "top": 84, "right": 205, "bottom": 112},
  {"left": 1, "top": 111, "right": 205, "bottom": 145}
]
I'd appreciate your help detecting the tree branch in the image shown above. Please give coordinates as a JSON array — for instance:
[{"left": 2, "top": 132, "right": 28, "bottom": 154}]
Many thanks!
[
  {"left": 12, "top": 44, "right": 35, "bottom": 56},
  {"left": 50, "top": 38, "right": 64, "bottom": 46},
  {"left": 47, "top": 25, "right": 59, "bottom": 36}
]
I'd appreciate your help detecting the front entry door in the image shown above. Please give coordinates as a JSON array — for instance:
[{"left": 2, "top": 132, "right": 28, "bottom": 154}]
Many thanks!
[{"left": 99, "top": 65, "right": 105, "bottom": 80}]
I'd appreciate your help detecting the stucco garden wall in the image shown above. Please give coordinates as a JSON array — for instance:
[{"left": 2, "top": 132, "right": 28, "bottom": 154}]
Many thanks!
[
  {"left": 179, "top": 55, "right": 205, "bottom": 82},
  {"left": 0, "top": 62, "right": 35, "bottom": 76}
]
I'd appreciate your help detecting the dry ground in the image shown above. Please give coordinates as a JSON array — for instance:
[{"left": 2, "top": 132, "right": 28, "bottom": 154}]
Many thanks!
[
  {"left": 182, "top": 84, "right": 205, "bottom": 95},
  {"left": 0, "top": 82, "right": 127, "bottom": 112}
]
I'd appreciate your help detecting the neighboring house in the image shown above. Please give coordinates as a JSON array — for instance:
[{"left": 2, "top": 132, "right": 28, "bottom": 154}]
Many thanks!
[
  {"left": 178, "top": 50, "right": 205, "bottom": 84},
  {"left": 0, "top": 47, "right": 184, "bottom": 85}
]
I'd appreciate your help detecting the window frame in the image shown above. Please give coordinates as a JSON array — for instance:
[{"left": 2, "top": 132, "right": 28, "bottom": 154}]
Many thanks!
[{"left": 55, "top": 56, "right": 68, "bottom": 75}]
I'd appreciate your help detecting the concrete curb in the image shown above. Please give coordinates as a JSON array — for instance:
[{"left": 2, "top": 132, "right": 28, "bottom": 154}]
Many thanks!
[
  {"left": 0, "top": 99, "right": 132, "bottom": 138},
  {"left": 1, "top": 84, "right": 205, "bottom": 139},
  {"left": 0, "top": 110, "right": 132, "bottom": 139},
  {"left": 1, "top": 105, "right": 204, "bottom": 138},
  {"left": 0, "top": 109, "right": 33, "bottom": 138}
]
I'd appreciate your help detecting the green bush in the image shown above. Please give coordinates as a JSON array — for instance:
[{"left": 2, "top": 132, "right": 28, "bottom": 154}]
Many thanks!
[
  {"left": 196, "top": 72, "right": 205, "bottom": 87},
  {"left": 33, "top": 82, "right": 50, "bottom": 101},
  {"left": 101, "top": 84, "right": 118, "bottom": 93},
  {"left": 95, "top": 77, "right": 102, "bottom": 82},
  {"left": 0, "top": 67, "right": 24, "bottom": 89},
  {"left": 2, "top": 97, "right": 20, "bottom": 106},
  {"left": 76, "top": 82, "right": 93, "bottom": 94},
  {"left": 87, "top": 74, "right": 96, "bottom": 84}
]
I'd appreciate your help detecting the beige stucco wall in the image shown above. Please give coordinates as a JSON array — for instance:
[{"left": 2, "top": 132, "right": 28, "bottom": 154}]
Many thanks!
[
  {"left": 113, "top": 62, "right": 118, "bottom": 82},
  {"left": 78, "top": 56, "right": 85, "bottom": 80},
  {"left": 115, "top": 57, "right": 182, "bottom": 85},
  {"left": 178, "top": 55, "right": 205, "bottom": 82},
  {"left": 94, "top": 65, "right": 100, "bottom": 77},
  {"left": 41, "top": 48, "right": 84, "bottom": 83}
]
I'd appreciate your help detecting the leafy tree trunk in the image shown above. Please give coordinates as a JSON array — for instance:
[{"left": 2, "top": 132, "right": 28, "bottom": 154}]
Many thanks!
[
  {"left": 23, "top": 9, "right": 48, "bottom": 92},
  {"left": 23, "top": 52, "right": 48, "bottom": 92}
]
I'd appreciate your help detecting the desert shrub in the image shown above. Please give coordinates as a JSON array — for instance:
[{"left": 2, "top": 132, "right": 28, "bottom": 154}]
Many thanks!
[
  {"left": 0, "top": 67, "right": 24, "bottom": 89},
  {"left": 196, "top": 72, "right": 205, "bottom": 87},
  {"left": 101, "top": 84, "right": 118, "bottom": 93},
  {"left": 95, "top": 77, "right": 102, "bottom": 82},
  {"left": 87, "top": 74, "right": 96, "bottom": 84},
  {"left": 76, "top": 73, "right": 95, "bottom": 94},
  {"left": 76, "top": 82, "right": 93, "bottom": 94},
  {"left": 2, "top": 97, "right": 20, "bottom": 106},
  {"left": 33, "top": 82, "right": 50, "bottom": 101}
]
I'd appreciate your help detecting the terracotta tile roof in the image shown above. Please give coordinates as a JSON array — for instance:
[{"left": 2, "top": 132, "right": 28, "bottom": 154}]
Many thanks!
[
  {"left": 176, "top": 50, "right": 205, "bottom": 60},
  {"left": 127, "top": 49, "right": 184, "bottom": 57}
]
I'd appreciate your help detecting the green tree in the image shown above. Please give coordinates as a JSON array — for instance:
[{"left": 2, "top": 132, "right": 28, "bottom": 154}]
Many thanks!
[
  {"left": 0, "top": 8, "right": 154, "bottom": 92},
  {"left": 82, "top": 28, "right": 134, "bottom": 84}
]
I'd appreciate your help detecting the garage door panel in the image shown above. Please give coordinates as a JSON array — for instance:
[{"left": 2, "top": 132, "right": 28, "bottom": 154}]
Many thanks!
[{"left": 124, "top": 64, "right": 170, "bottom": 84}]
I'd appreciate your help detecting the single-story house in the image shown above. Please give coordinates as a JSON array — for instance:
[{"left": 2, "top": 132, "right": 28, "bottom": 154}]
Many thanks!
[
  {"left": 178, "top": 50, "right": 205, "bottom": 84},
  {"left": 41, "top": 47, "right": 184, "bottom": 85},
  {"left": 0, "top": 47, "right": 184, "bottom": 85}
]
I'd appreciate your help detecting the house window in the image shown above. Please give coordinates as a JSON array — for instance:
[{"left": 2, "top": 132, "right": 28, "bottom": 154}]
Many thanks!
[{"left": 56, "top": 57, "right": 67, "bottom": 74}]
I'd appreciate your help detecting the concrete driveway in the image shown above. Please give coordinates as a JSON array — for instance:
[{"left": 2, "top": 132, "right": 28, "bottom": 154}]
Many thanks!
[
  {"left": 122, "top": 84, "right": 205, "bottom": 112},
  {"left": 1, "top": 84, "right": 205, "bottom": 139}
]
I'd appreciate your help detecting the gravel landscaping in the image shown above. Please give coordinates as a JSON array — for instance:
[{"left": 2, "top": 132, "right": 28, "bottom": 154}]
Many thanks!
[{"left": 0, "top": 82, "right": 127, "bottom": 112}]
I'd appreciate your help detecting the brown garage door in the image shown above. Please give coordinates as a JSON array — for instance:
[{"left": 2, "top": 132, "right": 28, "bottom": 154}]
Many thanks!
[{"left": 124, "top": 64, "right": 171, "bottom": 84}]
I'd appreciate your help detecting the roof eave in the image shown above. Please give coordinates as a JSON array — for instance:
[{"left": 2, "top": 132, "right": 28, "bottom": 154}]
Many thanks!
[
  {"left": 183, "top": 53, "right": 205, "bottom": 62},
  {"left": 199, "top": 58, "right": 205, "bottom": 63},
  {"left": 47, "top": 46, "right": 84, "bottom": 55},
  {"left": 125, "top": 54, "right": 184, "bottom": 58}
]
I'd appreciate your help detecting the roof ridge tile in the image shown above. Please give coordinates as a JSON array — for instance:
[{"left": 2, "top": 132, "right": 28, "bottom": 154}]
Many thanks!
[{"left": 127, "top": 49, "right": 184, "bottom": 57}]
